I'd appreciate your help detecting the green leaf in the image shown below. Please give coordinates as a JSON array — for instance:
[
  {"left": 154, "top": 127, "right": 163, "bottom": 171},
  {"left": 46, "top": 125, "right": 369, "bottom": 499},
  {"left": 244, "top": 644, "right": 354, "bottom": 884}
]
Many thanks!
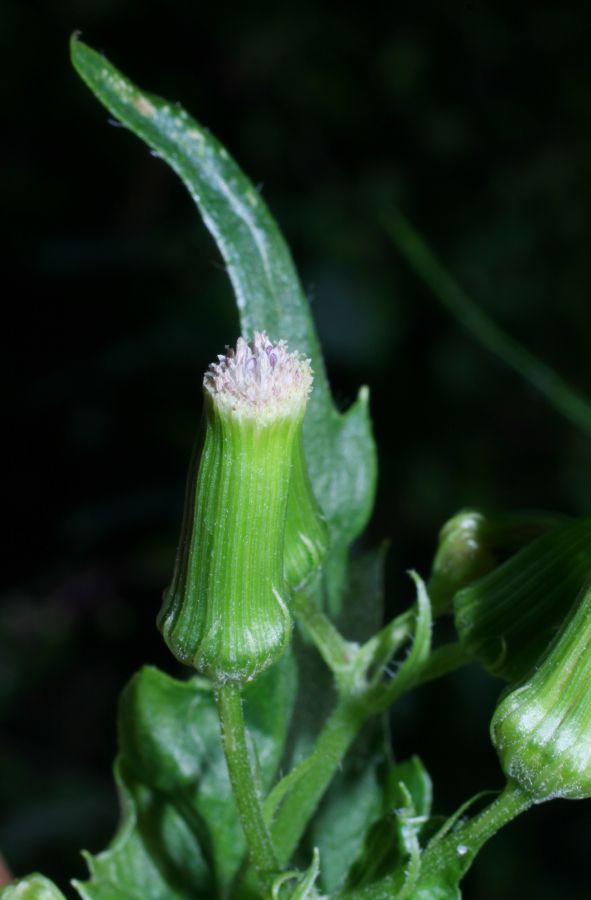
[
  {"left": 405, "top": 884, "right": 461, "bottom": 900},
  {"left": 285, "top": 545, "right": 388, "bottom": 775},
  {"left": 344, "top": 756, "right": 432, "bottom": 894},
  {"left": 368, "top": 572, "right": 432, "bottom": 713},
  {"left": 336, "top": 875, "right": 460, "bottom": 900},
  {"left": 74, "top": 761, "right": 208, "bottom": 900},
  {"left": 265, "top": 547, "right": 389, "bottom": 888},
  {"left": 305, "top": 736, "right": 385, "bottom": 893},
  {"left": 70, "top": 36, "right": 377, "bottom": 614},
  {"left": 387, "top": 757, "right": 432, "bottom": 819},
  {"left": 403, "top": 784, "right": 531, "bottom": 900},
  {"left": 74, "top": 658, "right": 296, "bottom": 899},
  {"left": 0, "top": 876, "right": 67, "bottom": 900}
]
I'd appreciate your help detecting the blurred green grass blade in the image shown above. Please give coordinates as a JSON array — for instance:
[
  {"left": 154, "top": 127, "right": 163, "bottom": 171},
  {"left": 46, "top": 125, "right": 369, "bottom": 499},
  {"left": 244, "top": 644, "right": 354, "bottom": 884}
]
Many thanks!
[
  {"left": 384, "top": 208, "right": 591, "bottom": 438},
  {"left": 70, "top": 36, "right": 376, "bottom": 613}
]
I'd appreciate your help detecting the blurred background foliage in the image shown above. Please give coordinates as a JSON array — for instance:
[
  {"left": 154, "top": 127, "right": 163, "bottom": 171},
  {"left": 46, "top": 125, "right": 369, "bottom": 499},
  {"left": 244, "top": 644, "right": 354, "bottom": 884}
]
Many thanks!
[{"left": 2, "top": 1, "right": 591, "bottom": 896}]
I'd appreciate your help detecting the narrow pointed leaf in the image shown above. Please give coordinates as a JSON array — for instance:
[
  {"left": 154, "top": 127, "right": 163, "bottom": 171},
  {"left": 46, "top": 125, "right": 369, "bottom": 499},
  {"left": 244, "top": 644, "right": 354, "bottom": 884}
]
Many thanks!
[
  {"left": 270, "top": 848, "right": 320, "bottom": 900},
  {"left": 370, "top": 572, "right": 432, "bottom": 712}
]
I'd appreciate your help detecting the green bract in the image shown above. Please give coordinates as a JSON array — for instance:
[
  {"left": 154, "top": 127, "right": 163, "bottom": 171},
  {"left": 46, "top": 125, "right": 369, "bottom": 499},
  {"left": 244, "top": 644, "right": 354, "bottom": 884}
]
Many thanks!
[
  {"left": 492, "top": 577, "right": 591, "bottom": 802},
  {"left": 284, "top": 436, "right": 329, "bottom": 591},
  {"left": 428, "top": 509, "right": 567, "bottom": 615},
  {"left": 453, "top": 515, "right": 591, "bottom": 682},
  {"left": 428, "top": 510, "right": 497, "bottom": 616},
  {"left": 158, "top": 333, "right": 312, "bottom": 683}
]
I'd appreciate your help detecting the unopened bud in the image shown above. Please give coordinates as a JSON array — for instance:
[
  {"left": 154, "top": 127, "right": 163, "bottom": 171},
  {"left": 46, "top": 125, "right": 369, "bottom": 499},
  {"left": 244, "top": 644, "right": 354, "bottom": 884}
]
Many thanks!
[
  {"left": 454, "top": 515, "right": 591, "bottom": 682},
  {"left": 492, "top": 576, "right": 591, "bottom": 801},
  {"left": 158, "top": 333, "right": 313, "bottom": 683},
  {"left": 428, "top": 509, "right": 567, "bottom": 616}
]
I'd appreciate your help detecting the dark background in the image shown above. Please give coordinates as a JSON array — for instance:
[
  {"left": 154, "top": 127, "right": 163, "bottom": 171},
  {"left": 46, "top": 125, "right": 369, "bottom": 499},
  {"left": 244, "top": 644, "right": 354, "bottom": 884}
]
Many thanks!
[{"left": 2, "top": 1, "right": 591, "bottom": 896}]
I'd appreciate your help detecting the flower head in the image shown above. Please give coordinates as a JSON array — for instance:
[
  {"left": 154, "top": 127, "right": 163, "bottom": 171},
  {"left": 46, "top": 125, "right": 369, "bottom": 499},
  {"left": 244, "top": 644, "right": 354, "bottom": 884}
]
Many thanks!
[
  {"left": 159, "top": 332, "right": 315, "bottom": 682},
  {"left": 204, "top": 332, "right": 312, "bottom": 423}
]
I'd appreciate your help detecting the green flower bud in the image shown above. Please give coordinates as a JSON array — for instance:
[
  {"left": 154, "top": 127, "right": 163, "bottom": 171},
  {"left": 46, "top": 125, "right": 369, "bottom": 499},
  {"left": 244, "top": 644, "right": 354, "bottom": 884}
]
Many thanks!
[
  {"left": 453, "top": 515, "right": 591, "bottom": 682},
  {"left": 284, "top": 435, "right": 328, "bottom": 591},
  {"left": 158, "top": 333, "right": 313, "bottom": 683},
  {"left": 492, "top": 576, "right": 591, "bottom": 802},
  {"left": 428, "top": 511, "right": 496, "bottom": 616},
  {"left": 428, "top": 509, "right": 567, "bottom": 615}
]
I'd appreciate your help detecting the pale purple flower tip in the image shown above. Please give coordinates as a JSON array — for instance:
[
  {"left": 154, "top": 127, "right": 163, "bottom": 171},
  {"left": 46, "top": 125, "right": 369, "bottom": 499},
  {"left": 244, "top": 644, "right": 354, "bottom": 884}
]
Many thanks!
[{"left": 203, "top": 332, "right": 313, "bottom": 421}]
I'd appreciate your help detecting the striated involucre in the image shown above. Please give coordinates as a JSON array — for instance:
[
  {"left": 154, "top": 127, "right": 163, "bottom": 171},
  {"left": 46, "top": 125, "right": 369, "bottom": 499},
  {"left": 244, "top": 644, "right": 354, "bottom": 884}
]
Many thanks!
[{"left": 158, "top": 332, "right": 316, "bottom": 683}]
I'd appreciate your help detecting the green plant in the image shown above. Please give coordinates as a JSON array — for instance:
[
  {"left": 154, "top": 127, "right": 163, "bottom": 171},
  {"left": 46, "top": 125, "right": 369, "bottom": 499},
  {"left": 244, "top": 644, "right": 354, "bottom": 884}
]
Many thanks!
[{"left": 4, "top": 36, "right": 591, "bottom": 899}]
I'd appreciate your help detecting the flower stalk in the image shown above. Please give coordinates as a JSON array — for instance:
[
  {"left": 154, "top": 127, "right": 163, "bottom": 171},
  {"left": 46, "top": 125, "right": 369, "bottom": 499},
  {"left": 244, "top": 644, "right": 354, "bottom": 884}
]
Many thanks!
[{"left": 216, "top": 682, "right": 279, "bottom": 895}]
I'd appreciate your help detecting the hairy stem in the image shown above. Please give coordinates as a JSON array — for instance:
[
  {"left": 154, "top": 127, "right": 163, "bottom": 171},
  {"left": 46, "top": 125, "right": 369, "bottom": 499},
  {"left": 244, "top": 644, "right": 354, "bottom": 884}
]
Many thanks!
[
  {"left": 293, "top": 590, "right": 357, "bottom": 677},
  {"left": 419, "top": 779, "right": 531, "bottom": 883},
  {"left": 268, "top": 624, "right": 469, "bottom": 869},
  {"left": 338, "top": 781, "right": 531, "bottom": 899},
  {"left": 216, "top": 682, "right": 279, "bottom": 894},
  {"left": 270, "top": 696, "right": 367, "bottom": 866}
]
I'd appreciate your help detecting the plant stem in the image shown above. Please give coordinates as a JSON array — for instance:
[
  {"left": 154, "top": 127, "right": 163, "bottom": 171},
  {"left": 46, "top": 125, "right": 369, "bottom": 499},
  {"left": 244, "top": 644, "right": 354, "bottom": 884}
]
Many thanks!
[
  {"left": 414, "top": 641, "right": 471, "bottom": 687},
  {"left": 216, "top": 682, "right": 279, "bottom": 894},
  {"left": 270, "top": 696, "right": 367, "bottom": 866},
  {"left": 338, "top": 781, "right": 531, "bottom": 899},
  {"left": 267, "top": 633, "right": 469, "bottom": 869},
  {"left": 419, "top": 779, "right": 531, "bottom": 884},
  {"left": 384, "top": 208, "right": 591, "bottom": 438},
  {"left": 293, "top": 591, "right": 357, "bottom": 677}
]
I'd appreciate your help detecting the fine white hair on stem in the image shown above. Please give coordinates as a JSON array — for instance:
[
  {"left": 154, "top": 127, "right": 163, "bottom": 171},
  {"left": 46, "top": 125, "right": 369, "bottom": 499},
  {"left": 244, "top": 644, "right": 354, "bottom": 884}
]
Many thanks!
[{"left": 204, "top": 332, "right": 313, "bottom": 421}]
